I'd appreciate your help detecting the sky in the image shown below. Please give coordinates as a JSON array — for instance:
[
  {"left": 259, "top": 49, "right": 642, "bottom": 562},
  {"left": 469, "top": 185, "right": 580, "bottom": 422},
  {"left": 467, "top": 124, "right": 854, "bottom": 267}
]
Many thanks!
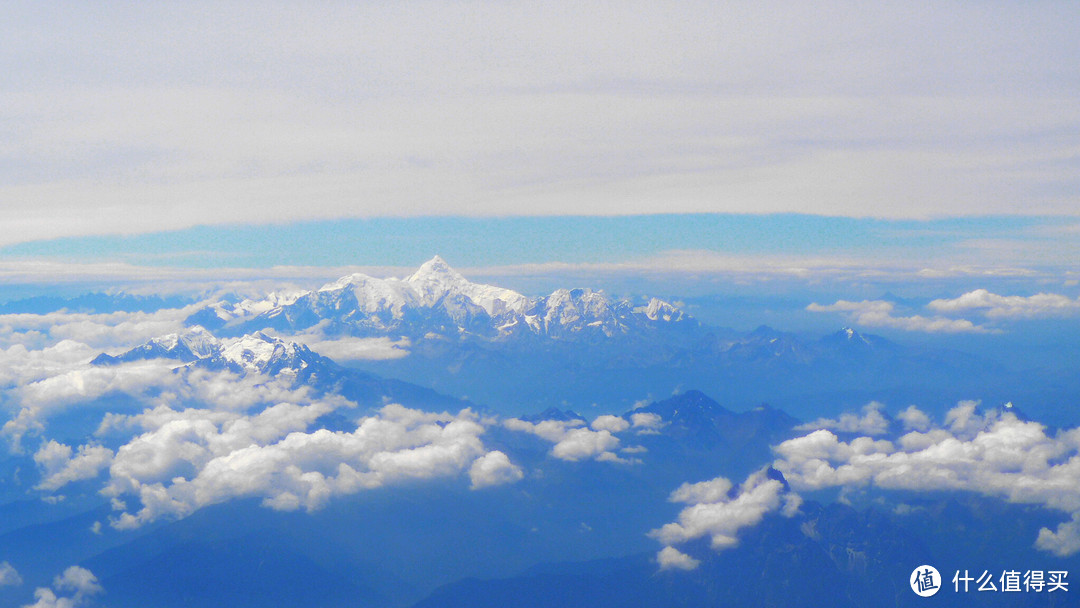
[
  {"left": 2, "top": 1, "right": 1078, "bottom": 251},
  {"left": 4, "top": 6, "right": 1080, "bottom": 604}
]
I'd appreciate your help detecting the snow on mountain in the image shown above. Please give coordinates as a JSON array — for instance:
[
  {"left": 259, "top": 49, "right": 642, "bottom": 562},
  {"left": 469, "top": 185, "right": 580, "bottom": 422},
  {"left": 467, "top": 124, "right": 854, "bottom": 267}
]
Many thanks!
[
  {"left": 219, "top": 332, "right": 318, "bottom": 375},
  {"left": 91, "top": 326, "right": 219, "bottom": 365},
  {"left": 93, "top": 328, "right": 323, "bottom": 377},
  {"left": 191, "top": 256, "right": 695, "bottom": 342},
  {"left": 639, "top": 298, "right": 687, "bottom": 322},
  {"left": 407, "top": 255, "right": 531, "bottom": 317},
  {"left": 187, "top": 290, "right": 309, "bottom": 330}
]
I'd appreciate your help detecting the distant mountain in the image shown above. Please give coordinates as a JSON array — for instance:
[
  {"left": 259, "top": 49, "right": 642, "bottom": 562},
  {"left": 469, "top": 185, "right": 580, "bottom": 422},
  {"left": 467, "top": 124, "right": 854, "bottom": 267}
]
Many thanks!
[
  {"left": 413, "top": 495, "right": 1080, "bottom": 608},
  {"left": 187, "top": 256, "right": 699, "bottom": 344},
  {"left": 632, "top": 390, "right": 799, "bottom": 452},
  {"left": 92, "top": 327, "right": 220, "bottom": 366},
  {"left": 355, "top": 321, "right": 1013, "bottom": 418},
  {"left": 412, "top": 499, "right": 930, "bottom": 608},
  {"left": 172, "top": 258, "right": 1022, "bottom": 419},
  {"left": 0, "top": 292, "right": 192, "bottom": 315},
  {"left": 91, "top": 329, "right": 472, "bottom": 412},
  {"left": 92, "top": 327, "right": 328, "bottom": 376}
]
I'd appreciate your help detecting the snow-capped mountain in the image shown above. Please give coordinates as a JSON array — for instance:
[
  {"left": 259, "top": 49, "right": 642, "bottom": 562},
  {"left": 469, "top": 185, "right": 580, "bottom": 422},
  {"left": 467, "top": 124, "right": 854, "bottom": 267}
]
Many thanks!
[
  {"left": 93, "top": 328, "right": 326, "bottom": 376},
  {"left": 189, "top": 256, "right": 698, "bottom": 342},
  {"left": 91, "top": 328, "right": 475, "bottom": 411},
  {"left": 91, "top": 326, "right": 220, "bottom": 365}
]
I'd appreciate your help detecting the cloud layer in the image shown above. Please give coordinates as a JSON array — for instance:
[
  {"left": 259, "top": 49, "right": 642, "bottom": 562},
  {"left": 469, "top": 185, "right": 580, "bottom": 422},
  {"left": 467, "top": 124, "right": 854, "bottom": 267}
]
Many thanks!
[
  {"left": 929, "top": 289, "right": 1080, "bottom": 320},
  {"left": 503, "top": 413, "right": 651, "bottom": 463},
  {"left": 806, "top": 299, "right": 987, "bottom": 333},
  {"left": 653, "top": 401, "right": 1080, "bottom": 567},
  {"left": 86, "top": 403, "right": 523, "bottom": 528},
  {"left": 810, "top": 289, "right": 1080, "bottom": 333},
  {"left": 2, "top": 2, "right": 1078, "bottom": 248}
]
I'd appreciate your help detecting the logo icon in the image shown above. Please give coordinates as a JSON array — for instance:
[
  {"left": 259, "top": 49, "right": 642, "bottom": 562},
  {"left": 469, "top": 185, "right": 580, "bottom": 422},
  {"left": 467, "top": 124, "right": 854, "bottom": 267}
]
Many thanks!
[{"left": 911, "top": 565, "right": 941, "bottom": 597}]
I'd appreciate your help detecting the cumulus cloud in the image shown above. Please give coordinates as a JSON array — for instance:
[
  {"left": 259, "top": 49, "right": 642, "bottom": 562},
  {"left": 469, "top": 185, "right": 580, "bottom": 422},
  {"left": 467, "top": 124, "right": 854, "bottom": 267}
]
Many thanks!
[
  {"left": 650, "top": 468, "right": 802, "bottom": 569},
  {"left": 630, "top": 412, "right": 665, "bottom": 434},
  {"left": 88, "top": 403, "right": 518, "bottom": 528},
  {"left": 504, "top": 417, "right": 625, "bottom": 462},
  {"left": 1036, "top": 513, "right": 1080, "bottom": 557},
  {"left": 34, "top": 441, "right": 113, "bottom": 492},
  {"left": 928, "top": 289, "right": 1080, "bottom": 319},
  {"left": 795, "top": 402, "right": 891, "bottom": 435},
  {"left": 775, "top": 403, "right": 1080, "bottom": 555},
  {"left": 656, "top": 401, "right": 1080, "bottom": 566},
  {"left": 468, "top": 450, "right": 524, "bottom": 489},
  {"left": 806, "top": 300, "right": 988, "bottom": 333},
  {"left": 590, "top": 414, "right": 630, "bottom": 434},
  {"left": 21, "top": 566, "right": 101, "bottom": 608},
  {"left": 0, "top": 561, "right": 22, "bottom": 586},
  {"left": 896, "top": 405, "right": 931, "bottom": 432},
  {"left": 1, "top": 360, "right": 182, "bottom": 451},
  {"left": 3, "top": 357, "right": 317, "bottom": 452},
  {"left": 0, "top": 340, "right": 100, "bottom": 388},
  {"left": 656, "top": 546, "right": 700, "bottom": 571}
]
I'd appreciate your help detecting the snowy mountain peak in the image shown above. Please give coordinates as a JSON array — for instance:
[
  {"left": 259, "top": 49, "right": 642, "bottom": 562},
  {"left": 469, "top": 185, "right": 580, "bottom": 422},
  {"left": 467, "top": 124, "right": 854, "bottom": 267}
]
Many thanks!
[
  {"left": 641, "top": 298, "right": 685, "bottom": 322},
  {"left": 837, "top": 327, "right": 871, "bottom": 344},
  {"left": 94, "top": 329, "right": 322, "bottom": 377},
  {"left": 407, "top": 256, "right": 472, "bottom": 303},
  {"left": 220, "top": 332, "right": 305, "bottom": 374},
  {"left": 407, "top": 255, "right": 462, "bottom": 284},
  {"left": 173, "top": 326, "right": 218, "bottom": 359},
  {"left": 406, "top": 257, "right": 529, "bottom": 316},
  {"left": 186, "top": 256, "right": 696, "bottom": 342}
]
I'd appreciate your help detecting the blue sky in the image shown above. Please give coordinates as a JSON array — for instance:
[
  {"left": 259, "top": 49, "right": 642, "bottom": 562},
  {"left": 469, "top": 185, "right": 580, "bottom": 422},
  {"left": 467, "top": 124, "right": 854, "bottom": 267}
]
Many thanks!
[
  {"left": 1, "top": 214, "right": 1077, "bottom": 305},
  {"left": 1, "top": 2, "right": 1077, "bottom": 320},
  {"left": 0, "top": 214, "right": 1059, "bottom": 269}
]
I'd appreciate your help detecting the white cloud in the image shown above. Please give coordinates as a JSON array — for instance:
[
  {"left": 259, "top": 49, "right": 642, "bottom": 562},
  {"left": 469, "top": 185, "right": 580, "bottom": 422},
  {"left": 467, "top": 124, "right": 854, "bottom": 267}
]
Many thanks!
[
  {"left": 896, "top": 405, "right": 931, "bottom": 432},
  {"left": 84, "top": 403, "right": 516, "bottom": 528},
  {"left": 0, "top": 2, "right": 1077, "bottom": 250},
  {"left": 21, "top": 566, "right": 101, "bottom": 608},
  {"left": 1, "top": 360, "right": 182, "bottom": 451},
  {"left": 3, "top": 355, "right": 318, "bottom": 452},
  {"left": 504, "top": 417, "right": 624, "bottom": 462},
  {"left": 928, "top": 289, "right": 1080, "bottom": 319},
  {"left": 650, "top": 468, "right": 801, "bottom": 569},
  {"left": 551, "top": 428, "right": 620, "bottom": 462},
  {"left": 33, "top": 440, "right": 113, "bottom": 492},
  {"left": 468, "top": 450, "right": 524, "bottom": 489},
  {"left": 656, "top": 401, "right": 1080, "bottom": 565},
  {"left": 590, "top": 414, "right": 630, "bottom": 433},
  {"left": 0, "top": 306, "right": 201, "bottom": 351},
  {"left": 13, "top": 360, "right": 180, "bottom": 413},
  {"left": 0, "top": 340, "right": 99, "bottom": 388},
  {"left": 289, "top": 335, "right": 411, "bottom": 362},
  {"left": 630, "top": 412, "right": 665, "bottom": 434},
  {"left": 774, "top": 403, "right": 1080, "bottom": 554},
  {"left": 1036, "top": 513, "right": 1080, "bottom": 557},
  {"left": 669, "top": 477, "right": 733, "bottom": 505},
  {"left": 795, "top": 402, "right": 890, "bottom": 435},
  {"left": 266, "top": 321, "right": 411, "bottom": 361},
  {"left": 806, "top": 300, "right": 988, "bottom": 333},
  {"left": 656, "top": 546, "right": 700, "bottom": 571},
  {"left": 0, "top": 561, "right": 22, "bottom": 587}
]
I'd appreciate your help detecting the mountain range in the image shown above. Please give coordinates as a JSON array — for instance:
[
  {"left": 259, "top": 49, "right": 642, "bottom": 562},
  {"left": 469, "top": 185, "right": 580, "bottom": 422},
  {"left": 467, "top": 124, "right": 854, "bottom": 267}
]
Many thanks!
[
  {"left": 188, "top": 255, "right": 697, "bottom": 344},
  {"left": 89, "top": 328, "right": 471, "bottom": 415},
  {"left": 169, "top": 257, "right": 1038, "bottom": 421}
]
